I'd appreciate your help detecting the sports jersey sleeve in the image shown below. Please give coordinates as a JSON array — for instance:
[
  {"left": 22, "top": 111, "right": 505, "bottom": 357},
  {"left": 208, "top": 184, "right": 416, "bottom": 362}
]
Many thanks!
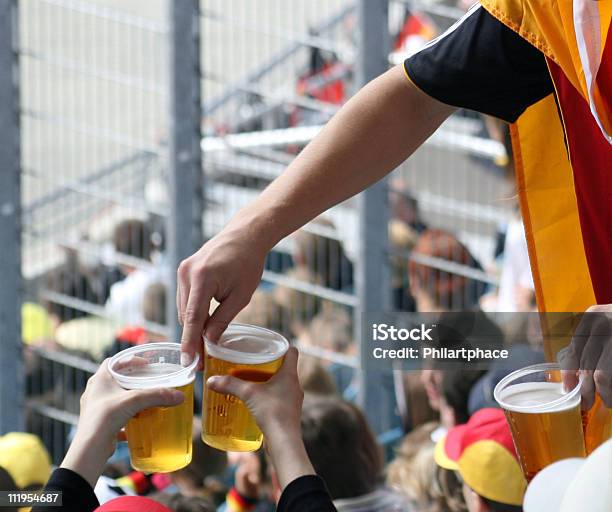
[{"left": 404, "top": 4, "right": 554, "bottom": 122}]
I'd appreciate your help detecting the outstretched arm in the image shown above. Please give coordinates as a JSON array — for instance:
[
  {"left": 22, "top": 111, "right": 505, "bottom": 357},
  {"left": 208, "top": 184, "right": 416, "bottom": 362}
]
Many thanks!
[{"left": 178, "top": 64, "right": 455, "bottom": 361}]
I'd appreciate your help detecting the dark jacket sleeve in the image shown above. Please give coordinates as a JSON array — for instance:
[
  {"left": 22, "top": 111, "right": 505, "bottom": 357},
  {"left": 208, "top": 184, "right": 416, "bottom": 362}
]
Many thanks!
[
  {"left": 31, "top": 468, "right": 100, "bottom": 512},
  {"left": 277, "top": 475, "right": 337, "bottom": 512}
]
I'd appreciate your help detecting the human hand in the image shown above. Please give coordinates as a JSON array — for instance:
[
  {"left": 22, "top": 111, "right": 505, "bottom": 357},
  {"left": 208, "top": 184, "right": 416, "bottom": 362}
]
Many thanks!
[
  {"left": 233, "top": 452, "right": 262, "bottom": 500},
  {"left": 561, "top": 305, "right": 612, "bottom": 409},
  {"left": 61, "top": 360, "right": 185, "bottom": 487},
  {"left": 177, "top": 225, "right": 268, "bottom": 369},
  {"left": 207, "top": 347, "right": 303, "bottom": 438},
  {"left": 206, "top": 347, "right": 315, "bottom": 489}
]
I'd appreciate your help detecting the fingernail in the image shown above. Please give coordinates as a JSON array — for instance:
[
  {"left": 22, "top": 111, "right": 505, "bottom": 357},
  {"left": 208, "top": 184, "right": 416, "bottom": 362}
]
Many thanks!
[
  {"left": 181, "top": 353, "right": 193, "bottom": 367},
  {"left": 207, "top": 376, "right": 220, "bottom": 388}
]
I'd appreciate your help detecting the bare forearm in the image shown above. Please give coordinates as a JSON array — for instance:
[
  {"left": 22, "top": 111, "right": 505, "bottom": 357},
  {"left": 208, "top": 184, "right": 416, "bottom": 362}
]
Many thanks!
[
  {"left": 230, "top": 65, "right": 455, "bottom": 247},
  {"left": 266, "top": 428, "right": 316, "bottom": 490}
]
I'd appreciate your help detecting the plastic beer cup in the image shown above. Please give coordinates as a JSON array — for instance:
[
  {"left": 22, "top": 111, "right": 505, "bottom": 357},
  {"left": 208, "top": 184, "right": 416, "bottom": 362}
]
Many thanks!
[
  {"left": 494, "top": 363, "right": 586, "bottom": 481},
  {"left": 202, "top": 324, "right": 289, "bottom": 452},
  {"left": 109, "top": 343, "right": 198, "bottom": 472}
]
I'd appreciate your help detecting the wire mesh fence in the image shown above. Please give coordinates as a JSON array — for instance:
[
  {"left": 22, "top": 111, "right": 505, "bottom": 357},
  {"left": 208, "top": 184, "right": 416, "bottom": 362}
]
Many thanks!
[
  {"left": 1, "top": 0, "right": 521, "bottom": 462},
  {"left": 17, "top": 0, "right": 171, "bottom": 462}
]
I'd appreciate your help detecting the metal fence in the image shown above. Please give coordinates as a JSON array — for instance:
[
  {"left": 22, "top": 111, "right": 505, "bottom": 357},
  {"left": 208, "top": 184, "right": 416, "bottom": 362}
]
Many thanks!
[{"left": 0, "top": 0, "right": 515, "bottom": 462}]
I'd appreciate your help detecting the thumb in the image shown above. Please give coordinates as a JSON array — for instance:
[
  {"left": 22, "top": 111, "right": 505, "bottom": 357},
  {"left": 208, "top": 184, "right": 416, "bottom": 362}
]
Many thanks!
[
  {"left": 207, "top": 374, "right": 253, "bottom": 402},
  {"left": 127, "top": 387, "right": 185, "bottom": 413}
]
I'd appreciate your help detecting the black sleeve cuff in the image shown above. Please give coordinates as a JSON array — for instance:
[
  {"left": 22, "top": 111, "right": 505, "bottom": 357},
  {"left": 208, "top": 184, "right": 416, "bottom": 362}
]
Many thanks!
[
  {"left": 277, "top": 475, "right": 337, "bottom": 512},
  {"left": 32, "top": 468, "right": 100, "bottom": 512},
  {"left": 403, "top": 6, "right": 553, "bottom": 123}
]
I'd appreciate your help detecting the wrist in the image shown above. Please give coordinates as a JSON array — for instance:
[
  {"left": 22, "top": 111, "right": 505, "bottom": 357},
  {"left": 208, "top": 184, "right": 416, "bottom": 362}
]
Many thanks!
[
  {"left": 264, "top": 428, "right": 315, "bottom": 490},
  {"left": 61, "top": 429, "right": 113, "bottom": 488},
  {"left": 229, "top": 203, "right": 288, "bottom": 251}
]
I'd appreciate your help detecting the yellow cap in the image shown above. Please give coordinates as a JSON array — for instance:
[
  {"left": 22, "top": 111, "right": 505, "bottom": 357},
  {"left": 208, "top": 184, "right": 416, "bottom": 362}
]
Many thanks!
[
  {"left": 22, "top": 303, "right": 54, "bottom": 345},
  {"left": 0, "top": 433, "right": 52, "bottom": 489}
]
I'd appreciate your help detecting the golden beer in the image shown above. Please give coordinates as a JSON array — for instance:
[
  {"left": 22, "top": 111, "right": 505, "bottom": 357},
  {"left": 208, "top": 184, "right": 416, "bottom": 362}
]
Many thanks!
[
  {"left": 494, "top": 364, "right": 586, "bottom": 481},
  {"left": 202, "top": 324, "right": 289, "bottom": 452},
  {"left": 109, "top": 343, "right": 198, "bottom": 473}
]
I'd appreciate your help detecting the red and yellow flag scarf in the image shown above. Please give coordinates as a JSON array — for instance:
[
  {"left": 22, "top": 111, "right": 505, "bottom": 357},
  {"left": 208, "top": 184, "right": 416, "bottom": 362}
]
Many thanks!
[{"left": 480, "top": 0, "right": 612, "bottom": 313}]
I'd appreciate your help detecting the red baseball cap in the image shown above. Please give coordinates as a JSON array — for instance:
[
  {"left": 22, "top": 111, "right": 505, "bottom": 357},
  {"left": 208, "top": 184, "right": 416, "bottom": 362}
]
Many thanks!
[
  {"left": 434, "top": 408, "right": 526, "bottom": 506},
  {"left": 95, "top": 496, "right": 172, "bottom": 512}
]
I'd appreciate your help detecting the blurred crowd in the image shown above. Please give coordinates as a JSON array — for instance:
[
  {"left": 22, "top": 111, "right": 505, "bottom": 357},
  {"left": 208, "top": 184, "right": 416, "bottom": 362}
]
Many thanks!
[
  {"left": 7, "top": 3, "right": 548, "bottom": 511},
  {"left": 12, "top": 138, "right": 545, "bottom": 511}
]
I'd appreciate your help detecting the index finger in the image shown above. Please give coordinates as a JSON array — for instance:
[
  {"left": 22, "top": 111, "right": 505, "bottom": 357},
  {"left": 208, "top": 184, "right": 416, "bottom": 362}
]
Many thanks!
[{"left": 180, "top": 285, "right": 215, "bottom": 371}]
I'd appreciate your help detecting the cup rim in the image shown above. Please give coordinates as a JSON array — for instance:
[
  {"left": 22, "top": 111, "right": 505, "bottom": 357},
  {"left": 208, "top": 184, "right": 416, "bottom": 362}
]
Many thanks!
[
  {"left": 204, "top": 323, "right": 289, "bottom": 365},
  {"left": 108, "top": 342, "right": 199, "bottom": 389},
  {"left": 493, "top": 362, "right": 582, "bottom": 414}
]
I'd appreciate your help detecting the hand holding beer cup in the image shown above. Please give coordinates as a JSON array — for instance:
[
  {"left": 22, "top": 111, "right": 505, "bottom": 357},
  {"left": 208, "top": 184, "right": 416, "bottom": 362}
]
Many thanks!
[
  {"left": 202, "top": 324, "right": 290, "bottom": 452},
  {"left": 61, "top": 358, "right": 185, "bottom": 487},
  {"left": 560, "top": 305, "right": 612, "bottom": 409},
  {"left": 108, "top": 343, "right": 199, "bottom": 473},
  {"left": 206, "top": 345, "right": 317, "bottom": 489},
  {"left": 558, "top": 305, "right": 612, "bottom": 454}
]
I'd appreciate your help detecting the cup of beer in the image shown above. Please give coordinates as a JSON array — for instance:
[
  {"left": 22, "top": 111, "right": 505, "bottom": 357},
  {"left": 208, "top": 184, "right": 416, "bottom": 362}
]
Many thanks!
[
  {"left": 109, "top": 343, "right": 198, "bottom": 473},
  {"left": 202, "top": 323, "right": 289, "bottom": 452},
  {"left": 494, "top": 363, "right": 586, "bottom": 481}
]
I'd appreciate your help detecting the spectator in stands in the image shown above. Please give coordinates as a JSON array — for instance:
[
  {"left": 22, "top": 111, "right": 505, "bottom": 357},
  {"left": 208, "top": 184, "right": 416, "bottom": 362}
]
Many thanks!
[
  {"left": 272, "top": 267, "right": 322, "bottom": 338},
  {"left": 298, "top": 394, "right": 408, "bottom": 511},
  {"left": 142, "top": 281, "right": 167, "bottom": 327},
  {"left": 105, "top": 219, "right": 169, "bottom": 326},
  {"left": 297, "top": 354, "right": 337, "bottom": 395},
  {"left": 419, "top": 313, "right": 504, "bottom": 431},
  {"left": 420, "top": 368, "right": 443, "bottom": 413},
  {"left": 389, "top": 180, "right": 426, "bottom": 311},
  {"left": 438, "top": 368, "right": 487, "bottom": 429},
  {"left": 410, "top": 230, "right": 495, "bottom": 428},
  {"left": 297, "top": 306, "right": 355, "bottom": 399},
  {"left": 395, "top": 372, "right": 438, "bottom": 433},
  {"left": 409, "top": 229, "right": 486, "bottom": 312},
  {"left": 292, "top": 221, "right": 354, "bottom": 292},
  {"left": 46, "top": 247, "right": 98, "bottom": 323},
  {"left": 390, "top": 180, "right": 427, "bottom": 235},
  {"left": 0, "top": 432, "right": 52, "bottom": 499},
  {"left": 153, "top": 493, "right": 215, "bottom": 512},
  {"left": 102, "top": 281, "right": 169, "bottom": 360},
  {"left": 434, "top": 408, "right": 526, "bottom": 512},
  {"left": 387, "top": 422, "right": 467, "bottom": 512}
]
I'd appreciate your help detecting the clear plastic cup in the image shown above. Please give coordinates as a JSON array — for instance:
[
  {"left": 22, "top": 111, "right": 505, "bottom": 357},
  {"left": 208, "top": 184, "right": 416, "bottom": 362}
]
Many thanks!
[
  {"left": 494, "top": 363, "right": 585, "bottom": 481},
  {"left": 202, "top": 324, "right": 289, "bottom": 452},
  {"left": 109, "top": 342, "right": 198, "bottom": 472}
]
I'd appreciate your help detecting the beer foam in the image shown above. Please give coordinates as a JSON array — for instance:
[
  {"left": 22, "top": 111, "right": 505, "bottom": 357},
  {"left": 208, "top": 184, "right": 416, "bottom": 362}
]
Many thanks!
[
  {"left": 109, "top": 343, "right": 199, "bottom": 390},
  {"left": 205, "top": 324, "right": 289, "bottom": 365},
  {"left": 123, "top": 363, "right": 184, "bottom": 378},
  {"left": 498, "top": 381, "right": 581, "bottom": 413}
]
